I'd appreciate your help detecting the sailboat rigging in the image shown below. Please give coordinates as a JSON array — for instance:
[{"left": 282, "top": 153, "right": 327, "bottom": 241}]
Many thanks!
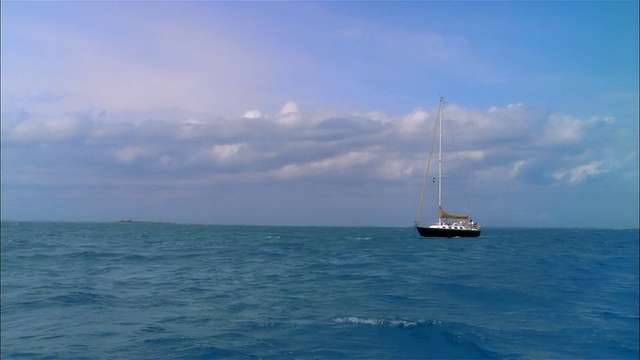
[{"left": 415, "top": 96, "right": 481, "bottom": 238}]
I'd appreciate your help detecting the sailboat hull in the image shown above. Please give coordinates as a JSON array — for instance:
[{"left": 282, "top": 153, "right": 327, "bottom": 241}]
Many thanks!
[{"left": 416, "top": 226, "right": 481, "bottom": 238}]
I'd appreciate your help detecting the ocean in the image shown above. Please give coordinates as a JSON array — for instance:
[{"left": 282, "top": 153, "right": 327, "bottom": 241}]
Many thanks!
[{"left": 1, "top": 222, "right": 638, "bottom": 359}]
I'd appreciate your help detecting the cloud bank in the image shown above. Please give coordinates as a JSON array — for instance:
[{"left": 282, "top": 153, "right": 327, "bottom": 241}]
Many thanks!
[{"left": 2, "top": 100, "right": 635, "bottom": 227}]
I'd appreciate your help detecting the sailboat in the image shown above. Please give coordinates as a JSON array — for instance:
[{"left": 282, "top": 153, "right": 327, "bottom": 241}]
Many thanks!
[{"left": 415, "top": 96, "right": 481, "bottom": 238}]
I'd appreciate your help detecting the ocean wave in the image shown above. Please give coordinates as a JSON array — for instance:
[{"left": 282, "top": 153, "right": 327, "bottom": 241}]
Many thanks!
[
  {"left": 332, "top": 316, "right": 502, "bottom": 359},
  {"left": 333, "top": 316, "right": 424, "bottom": 327}
]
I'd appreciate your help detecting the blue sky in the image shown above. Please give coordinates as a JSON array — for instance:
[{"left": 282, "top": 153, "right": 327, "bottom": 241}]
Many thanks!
[{"left": 1, "top": 1, "right": 638, "bottom": 229}]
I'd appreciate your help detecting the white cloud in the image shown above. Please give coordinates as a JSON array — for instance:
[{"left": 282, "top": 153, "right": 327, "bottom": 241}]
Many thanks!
[
  {"left": 552, "top": 161, "right": 605, "bottom": 185},
  {"left": 475, "top": 160, "right": 525, "bottom": 183},
  {"left": 377, "top": 158, "right": 414, "bottom": 180},
  {"left": 280, "top": 101, "right": 299, "bottom": 115},
  {"left": 398, "top": 108, "right": 429, "bottom": 135},
  {"left": 115, "top": 146, "right": 156, "bottom": 165},
  {"left": 8, "top": 116, "right": 83, "bottom": 143},
  {"left": 275, "top": 101, "right": 302, "bottom": 126},
  {"left": 209, "top": 143, "right": 247, "bottom": 162},
  {"left": 449, "top": 150, "right": 486, "bottom": 161},
  {"left": 363, "top": 110, "right": 392, "bottom": 124},
  {"left": 509, "top": 160, "right": 525, "bottom": 179},
  {"left": 243, "top": 110, "right": 263, "bottom": 119},
  {"left": 543, "top": 115, "right": 584, "bottom": 145},
  {"left": 177, "top": 119, "right": 208, "bottom": 140},
  {"left": 272, "top": 151, "right": 374, "bottom": 180},
  {"left": 587, "top": 116, "right": 615, "bottom": 125}
]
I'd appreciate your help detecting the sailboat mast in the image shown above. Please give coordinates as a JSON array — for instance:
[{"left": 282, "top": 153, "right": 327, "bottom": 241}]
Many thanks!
[{"left": 437, "top": 96, "right": 444, "bottom": 224}]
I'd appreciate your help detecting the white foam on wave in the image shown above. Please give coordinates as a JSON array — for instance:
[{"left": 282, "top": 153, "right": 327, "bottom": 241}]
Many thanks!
[
  {"left": 333, "top": 316, "right": 419, "bottom": 327},
  {"left": 345, "top": 236, "right": 372, "bottom": 240}
]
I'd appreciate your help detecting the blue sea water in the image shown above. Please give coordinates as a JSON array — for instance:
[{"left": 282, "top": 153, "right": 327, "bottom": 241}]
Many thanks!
[{"left": 1, "top": 222, "right": 638, "bottom": 359}]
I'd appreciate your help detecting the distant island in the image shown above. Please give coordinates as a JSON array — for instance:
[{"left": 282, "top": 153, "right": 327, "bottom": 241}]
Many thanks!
[{"left": 116, "top": 219, "right": 175, "bottom": 224}]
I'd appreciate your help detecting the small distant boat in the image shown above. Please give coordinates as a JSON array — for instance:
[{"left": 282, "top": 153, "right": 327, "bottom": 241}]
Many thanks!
[{"left": 415, "top": 97, "right": 481, "bottom": 238}]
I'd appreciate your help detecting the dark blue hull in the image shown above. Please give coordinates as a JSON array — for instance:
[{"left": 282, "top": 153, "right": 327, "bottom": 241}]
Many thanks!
[{"left": 416, "top": 226, "right": 481, "bottom": 238}]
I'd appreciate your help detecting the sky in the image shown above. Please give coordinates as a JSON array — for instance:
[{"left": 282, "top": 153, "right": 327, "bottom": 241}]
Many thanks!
[{"left": 1, "top": 1, "right": 638, "bottom": 229}]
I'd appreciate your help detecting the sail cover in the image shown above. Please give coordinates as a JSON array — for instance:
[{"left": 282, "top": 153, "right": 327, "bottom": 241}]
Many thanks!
[{"left": 439, "top": 206, "right": 470, "bottom": 219}]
